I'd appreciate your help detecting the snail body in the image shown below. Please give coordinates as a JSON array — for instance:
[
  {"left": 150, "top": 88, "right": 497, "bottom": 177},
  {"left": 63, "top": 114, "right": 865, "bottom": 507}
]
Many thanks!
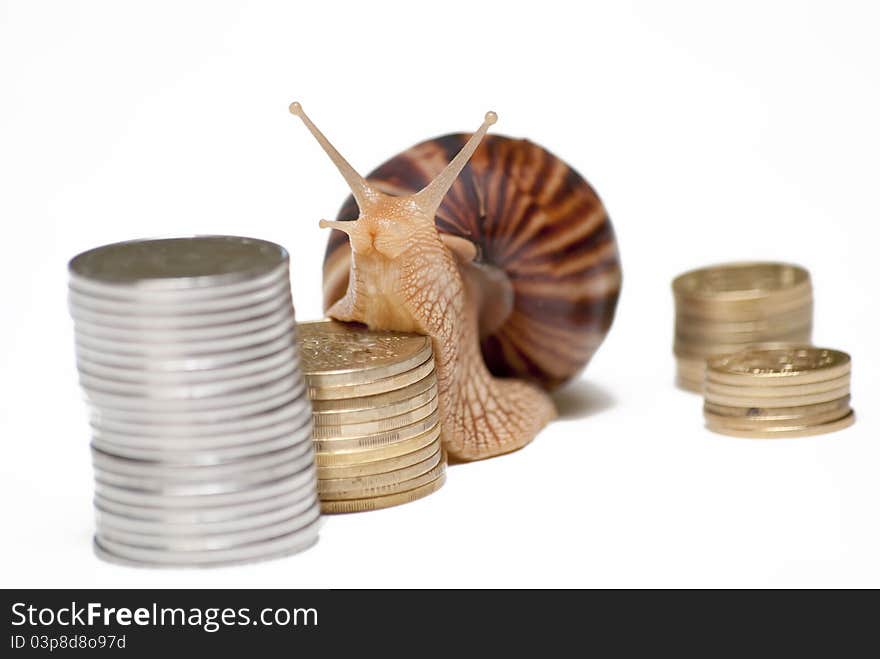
[{"left": 291, "top": 105, "right": 621, "bottom": 461}]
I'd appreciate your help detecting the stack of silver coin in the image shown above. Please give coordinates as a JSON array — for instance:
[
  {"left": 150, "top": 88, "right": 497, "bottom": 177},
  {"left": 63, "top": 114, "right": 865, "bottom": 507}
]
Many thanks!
[{"left": 68, "top": 236, "right": 319, "bottom": 567}]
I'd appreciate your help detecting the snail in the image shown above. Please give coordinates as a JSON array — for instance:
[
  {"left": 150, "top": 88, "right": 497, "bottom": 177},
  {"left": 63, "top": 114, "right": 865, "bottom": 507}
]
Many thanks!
[{"left": 290, "top": 103, "right": 621, "bottom": 461}]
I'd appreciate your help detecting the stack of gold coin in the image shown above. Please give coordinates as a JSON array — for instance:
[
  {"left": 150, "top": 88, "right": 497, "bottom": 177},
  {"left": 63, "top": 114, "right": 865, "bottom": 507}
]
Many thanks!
[
  {"left": 295, "top": 320, "right": 446, "bottom": 513},
  {"left": 703, "top": 346, "right": 855, "bottom": 438},
  {"left": 672, "top": 262, "right": 814, "bottom": 391}
]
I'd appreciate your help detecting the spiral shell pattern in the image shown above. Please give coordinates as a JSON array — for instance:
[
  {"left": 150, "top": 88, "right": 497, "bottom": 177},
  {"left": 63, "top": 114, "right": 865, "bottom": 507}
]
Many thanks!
[{"left": 323, "top": 133, "right": 622, "bottom": 390}]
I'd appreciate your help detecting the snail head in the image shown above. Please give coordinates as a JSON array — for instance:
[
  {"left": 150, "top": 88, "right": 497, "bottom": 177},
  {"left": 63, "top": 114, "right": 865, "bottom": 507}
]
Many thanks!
[{"left": 290, "top": 102, "right": 496, "bottom": 260}]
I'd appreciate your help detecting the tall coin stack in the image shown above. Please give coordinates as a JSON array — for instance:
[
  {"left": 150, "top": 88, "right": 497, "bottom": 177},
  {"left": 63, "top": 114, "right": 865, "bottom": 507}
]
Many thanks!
[
  {"left": 69, "top": 236, "right": 320, "bottom": 567},
  {"left": 296, "top": 320, "right": 446, "bottom": 514},
  {"left": 672, "top": 262, "right": 813, "bottom": 392},
  {"left": 703, "top": 346, "right": 856, "bottom": 438}
]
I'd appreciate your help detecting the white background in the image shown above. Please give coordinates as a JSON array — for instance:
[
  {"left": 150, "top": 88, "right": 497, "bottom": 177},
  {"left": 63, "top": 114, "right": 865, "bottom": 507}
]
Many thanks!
[{"left": 1, "top": 0, "right": 878, "bottom": 588}]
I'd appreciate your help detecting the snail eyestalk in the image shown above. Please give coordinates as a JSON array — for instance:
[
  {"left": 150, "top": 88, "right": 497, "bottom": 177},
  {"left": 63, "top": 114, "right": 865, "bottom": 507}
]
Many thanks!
[
  {"left": 414, "top": 111, "right": 498, "bottom": 214},
  {"left": 290, "top": 102, "right": 375, "bottom": 209},
  {"left": 319, "top": 218, "right": 374, "bottom": 255},
  {"left": 319, "top": 219, "right": 354, "bottom": 235}
]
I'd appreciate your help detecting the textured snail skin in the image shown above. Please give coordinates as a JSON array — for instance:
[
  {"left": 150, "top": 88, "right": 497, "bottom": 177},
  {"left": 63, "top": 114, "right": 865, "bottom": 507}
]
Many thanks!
[{"left": 294, "top": 106, "right": 621, "bottom": 460}]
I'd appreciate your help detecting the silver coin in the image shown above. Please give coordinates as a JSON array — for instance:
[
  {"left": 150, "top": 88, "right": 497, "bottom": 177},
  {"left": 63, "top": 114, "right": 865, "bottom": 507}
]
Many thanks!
[
  {"left": 83, "top": 371, "right": 303, "bottom": 413},
  {"left": 69, "top": 291, "right": 293, "bottom": 331},
  {"left": 70, "top": 258, "right": 288, "bottom": 301},
  {"left": 92, "top": 424, "right": 312, "bottom": 460},
  {"left": 74, "top": 315, "right": 296, "bottom": 357},
  {"left": 74, "top": 331, "right": 297, "bottom": 372},
  {"left": 79, "top": 355, "right": 301, "bottom": 401},
  {"left": 97, "top": 507, "right": 321, "bottom": 554},
  {"left": 69, "top": 236, "right": 287, "bottom": 290},
  {"left": 69, "top": 275, "right": 292, "bottom": 317},
  {"left": 92, "top": 516, "right": 321, "bottom": 568},
  {"left": 93, "top": 444, "right": 316, "bottom": 488},
  {"left": 95, "top": 462, "right": 316, "bottom": 507},
  {"left": 94, "top": 465, "right": 316, "bottom": 502},
  {"left": 97, "top": 503, "right": 321, "bottom": 552},
  {"left": 94, "top": 534, "right": 319, "bottom": 569},
  {"left": 93, "top": 448, "right": 317, "bottom": 492},
  {"left": 70, "top": 236, "right": 322, "bottom": 567},
  {"left": 94, "top": 463, "right": 308, "bottom": 498},
  {"left": 72, "top": 305, "right": 295, "bottom": 345},
  {"left": 94, "top": 472, "right": 318, "bottom": 523},
  {"left": 77, "top": 344, "right": 299, "bottom": 386},
  {"left": 88, "top": 378, "right": 307, "bottom": 423},
  {"left": 96, "top": 489, "right": 318, "bottom": 536},
  {"left": 91, "top": 394, "right": 310, "bottom": 438},
  {"left": 68, "top": 266, "right": 290, "bottom": 315},
  {"left": 91, "top": 425, "right": 312, "bottom": 463},
  {"left": 92, "top": 439, "right": 314, "bottom": 478},
  {"left": 70, "top": 261, "right": 290, "bottom": 306},
  {"left": 89, "top": 397, "right": 311, "bottom": 447},
  {"left": 92, "top": 410, "right": 312, "bottom": 452}
]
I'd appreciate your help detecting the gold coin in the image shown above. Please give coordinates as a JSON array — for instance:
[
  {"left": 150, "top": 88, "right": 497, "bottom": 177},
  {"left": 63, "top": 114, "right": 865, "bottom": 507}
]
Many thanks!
[
  {"left": 310, "top": 372, "right": 437, "bottom": 413},
  {"left": 674, "top": 328, "right": 813, "bottom": 358},
  {"left": 312, "top": 384, "right": 438, "bottom": 425},
  {"left": 320, "top": 472, "right": 446, "bottom": 514},
  {"left": 297, "top": 320, "right": 432, "bottom": 387},
  {"left": 706, "top": 347, "right": 851, "bottom": 386},
  {"left": 713, "top": 341, "right": 809, "bottom": 354},
  {"left": 677, "top": 366, "right": 705, "bottom": 383},
  {"left": 678, "top": 341, "right": 813, "bottom": 366},
  {"left": 703, "top": 406, "right": 852, "bottom": 430},
  {"left": 312, "top": 411, "right": 440, "bottom": 452},
  {"left": 678, "top": 365, "right": 705, "bottom": 380},
  {"left": 314, "top": 424, "right": 440, "bottom": 467},
  {"left": 307, "top": 357, "right": 435, "bottom": 400},
  {"left": 675, "top": 344, "right": 821, "bottom": 394},
  {"left": 316, "top": 436, "right": 442, "bottom": 479},
  {"left": 320, "top": 459, "right": 445, "bottom": 501},
  {"left": 677, "top": 358, "right": 705, "bottom": 372},
  {"left": 703, "top": 385, "right": 850, "bottom": 408},
  {"left": 317, "top": 447, "right": 444, "bottom": 495},
  {"left": 675, "top": 305, "right": 814, "bottom": 334},
  {"left": 703, "top": 373, "right": 851, "bottom": 399},
  {"left": 674, "top": 317, "right": 813, "bottom": 344},
  {"left": 674, "top": 293, "right": 813, "bottom": 320},
  {"left": 676, "top": 357, "right": 705, "bottom": 392},
  {"left": 675, "top": 328, "right": 813, "bottom": 350},
  {"left": 672, "top": 262, "right": 811, "bottom": 302},
  {"left": 312, "top": 395, "right": 438, "bottom": 438},
  {"left": 704, "top": 395, "right": 852, "bottom": 419},
  {"left": 675, "top": 327, "right": 813, "bottom": 346},
  {"left": 676, "top": 377, "right": 703, "bottom": 393},
  {"left": 677, "top": 355, "right": 705, "bottom": 371},
  {"left": 705, "top": 411, "right": 856, "bottom": 438}
]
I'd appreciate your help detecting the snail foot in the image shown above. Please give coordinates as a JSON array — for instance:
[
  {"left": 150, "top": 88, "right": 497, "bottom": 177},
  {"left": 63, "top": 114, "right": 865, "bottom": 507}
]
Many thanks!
[{"left": 447, "top": 377, "right": 556, "bottom": 462}]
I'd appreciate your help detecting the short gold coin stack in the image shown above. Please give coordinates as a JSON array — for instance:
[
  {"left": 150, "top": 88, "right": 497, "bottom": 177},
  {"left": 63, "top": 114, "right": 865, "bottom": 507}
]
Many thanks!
[
  {"left": 296, "top": 320, "right": 446, "bottom": 513},
  {"left": 703, "top": 346, "right": 855, "bottom": 438},
  {"left": 672, "top": 262, "right": 814, "bottom": 391}
]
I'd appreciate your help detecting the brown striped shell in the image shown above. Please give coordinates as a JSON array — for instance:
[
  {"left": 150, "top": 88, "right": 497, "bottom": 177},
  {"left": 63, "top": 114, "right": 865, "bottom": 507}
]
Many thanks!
[{"left": 323, "top": 133, "right": 622, "bottom": 390}]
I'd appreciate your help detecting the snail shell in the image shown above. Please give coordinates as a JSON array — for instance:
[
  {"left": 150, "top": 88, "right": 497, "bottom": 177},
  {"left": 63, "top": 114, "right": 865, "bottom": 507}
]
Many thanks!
[{"left": 323, "top": 133, "right": 622, "bottom": 390}]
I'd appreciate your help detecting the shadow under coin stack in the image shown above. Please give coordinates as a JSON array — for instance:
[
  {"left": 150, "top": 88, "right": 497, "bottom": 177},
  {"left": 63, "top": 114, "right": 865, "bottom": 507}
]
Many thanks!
[
  {"left": 69, "top": 236, "right": 319, "bottom": 567},
  {"left": 296, "top": 320, "right": 446, "bottom": 513},
  {"left": 703, "top": 346, "right": 855, "bottom": 437},
  {"left": 672, "top": 262, "right": 813, "bottom": 392}
]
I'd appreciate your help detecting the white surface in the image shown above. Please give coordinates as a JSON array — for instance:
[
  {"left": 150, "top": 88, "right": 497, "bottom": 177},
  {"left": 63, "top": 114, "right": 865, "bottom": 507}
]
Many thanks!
[{"left": 1, "top": 0, "right": 878, "bottom": 588}]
